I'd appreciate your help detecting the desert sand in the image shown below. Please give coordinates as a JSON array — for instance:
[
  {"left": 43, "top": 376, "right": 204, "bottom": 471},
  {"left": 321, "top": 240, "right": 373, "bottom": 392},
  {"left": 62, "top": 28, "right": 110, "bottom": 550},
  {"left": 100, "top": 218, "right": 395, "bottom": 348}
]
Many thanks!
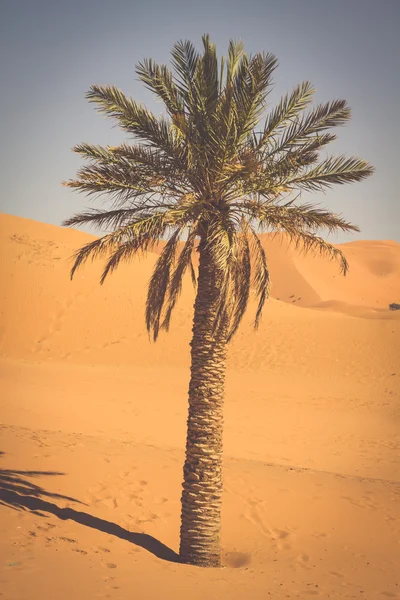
[{"left": 0, "top": 211, "right": 399, "bottom": 599}]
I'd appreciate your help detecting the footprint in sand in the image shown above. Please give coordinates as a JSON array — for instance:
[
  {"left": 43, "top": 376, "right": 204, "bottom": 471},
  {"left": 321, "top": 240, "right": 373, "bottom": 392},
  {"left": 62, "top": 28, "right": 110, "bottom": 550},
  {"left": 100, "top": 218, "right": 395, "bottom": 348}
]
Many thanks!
[
  {"left": 85, "top": 476, "right": 154, "bottom": 525},
  {"left": 236, "top": 490, "right": 296, "bottom": 551},
  {"left": 243, "top": 503, "right": 270, "bottom": 538},
  {"left": 311, "top": 532, "right": 327, "bottom": 539},
  {"left": 328, "top": 570, "right": 344, "bottom": 578},
  {"left": 269, "top": 527, "right": 296, "bottom": 551},
  {"left": 101, "top": 497, "right": 118, "bottom": 509},
  {"left": 297, "top": 553, "right": 311, "bottom": 566},
  {"left": 35, "top": 523, "right": 52, "bottom": 533}
]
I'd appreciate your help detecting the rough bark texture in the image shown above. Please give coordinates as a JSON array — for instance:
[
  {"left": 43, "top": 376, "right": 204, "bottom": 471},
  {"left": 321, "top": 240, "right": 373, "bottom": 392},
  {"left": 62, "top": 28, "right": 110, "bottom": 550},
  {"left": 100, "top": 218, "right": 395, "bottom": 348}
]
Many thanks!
[{"left": 179, "top": 237, "right": 227, "bottom": 567}]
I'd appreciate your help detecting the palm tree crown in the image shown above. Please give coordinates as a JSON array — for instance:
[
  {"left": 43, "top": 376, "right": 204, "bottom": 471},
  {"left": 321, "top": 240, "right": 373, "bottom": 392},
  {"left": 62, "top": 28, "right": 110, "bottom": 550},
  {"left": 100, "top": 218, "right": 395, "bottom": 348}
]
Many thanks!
[{"left": 63, "top": 35, "right": 373, "bottom": 341}]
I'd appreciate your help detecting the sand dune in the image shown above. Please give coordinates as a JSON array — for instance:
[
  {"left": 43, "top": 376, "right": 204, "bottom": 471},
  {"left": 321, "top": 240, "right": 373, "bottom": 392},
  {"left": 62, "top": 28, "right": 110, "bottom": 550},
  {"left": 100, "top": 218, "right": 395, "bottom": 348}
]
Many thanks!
[
  {"left": 1, "top": 212, "right": 399, "bottom": 599},
  {"left": 1, "top": 212, "right": 399, "bottom": 365}
]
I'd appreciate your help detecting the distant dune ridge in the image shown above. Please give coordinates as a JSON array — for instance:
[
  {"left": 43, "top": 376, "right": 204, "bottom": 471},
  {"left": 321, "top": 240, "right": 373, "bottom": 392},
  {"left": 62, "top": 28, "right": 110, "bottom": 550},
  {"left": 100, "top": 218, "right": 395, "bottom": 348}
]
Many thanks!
[{"left": 1, "top": 211, "right": 399, "bottom": 599}]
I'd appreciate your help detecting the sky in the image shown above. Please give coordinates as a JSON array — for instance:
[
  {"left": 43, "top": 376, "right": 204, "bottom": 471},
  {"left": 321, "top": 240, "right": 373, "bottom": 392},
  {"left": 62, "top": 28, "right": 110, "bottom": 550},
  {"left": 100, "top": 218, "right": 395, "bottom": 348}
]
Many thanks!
[{"left": 0, "top": 0, "right": 399, "bottom": 243}]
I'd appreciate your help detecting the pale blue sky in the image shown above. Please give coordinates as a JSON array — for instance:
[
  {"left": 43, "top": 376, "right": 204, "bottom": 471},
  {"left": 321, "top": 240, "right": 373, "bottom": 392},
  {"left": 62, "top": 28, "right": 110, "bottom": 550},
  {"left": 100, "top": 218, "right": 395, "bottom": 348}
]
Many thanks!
[{"left": 1, "top": 0, "right": 399, "bottom": 242}]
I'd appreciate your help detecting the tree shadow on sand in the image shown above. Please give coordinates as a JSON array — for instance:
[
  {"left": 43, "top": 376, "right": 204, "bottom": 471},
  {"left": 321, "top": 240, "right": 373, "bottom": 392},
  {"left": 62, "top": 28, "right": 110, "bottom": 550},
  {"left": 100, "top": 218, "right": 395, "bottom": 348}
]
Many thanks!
[{"left": 0, "top": 462, "right": 180, "bottom": 563}]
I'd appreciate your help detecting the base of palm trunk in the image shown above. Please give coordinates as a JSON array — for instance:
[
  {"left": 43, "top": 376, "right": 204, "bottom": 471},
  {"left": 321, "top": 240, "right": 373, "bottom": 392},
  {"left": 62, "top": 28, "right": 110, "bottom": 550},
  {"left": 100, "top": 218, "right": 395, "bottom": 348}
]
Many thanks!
[
  {"left": 179, "top": 545, "right": 221, "bottom": 567},
  {"left": 179, "top": 488, "right": 223, "bottom": 567}
]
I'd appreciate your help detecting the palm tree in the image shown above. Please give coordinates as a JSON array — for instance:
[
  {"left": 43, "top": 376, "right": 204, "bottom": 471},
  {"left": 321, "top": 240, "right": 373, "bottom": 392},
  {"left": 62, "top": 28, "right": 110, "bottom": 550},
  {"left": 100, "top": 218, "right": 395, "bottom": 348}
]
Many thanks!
[{"left": 62, "top": 35, "right": 373, "bottom": 567}]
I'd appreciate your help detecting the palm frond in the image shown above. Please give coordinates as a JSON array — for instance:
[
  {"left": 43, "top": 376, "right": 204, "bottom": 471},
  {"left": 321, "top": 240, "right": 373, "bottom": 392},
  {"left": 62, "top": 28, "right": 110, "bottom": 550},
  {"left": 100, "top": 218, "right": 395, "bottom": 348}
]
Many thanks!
[
  {"left": 136, "top": 59, "right": 184, "bottom": 116},
  {"left": 266, "top": 99, "right": 351, "bottom": 158},
  {"left": 72, "top": 143, "right": 119, "bottom": 163},
  {"left": 233, "top": 52, "right": 278, "bottom": 143},
  {"left": 248, "top": 227, "right": 271, "bottom": 328},
  {"left": 286, "top": 155, "right": 375, "bottom": 191},
  {"left": 67, "top": 212, "right": 171, "bottom": 280},
  {"left": 240, "top": 198, "right": 360, "bottom": 235},
  {"left": 161, "top": 225, "right": 199, "bottom": 331},
  {"left": 99, "top": 238, "right": 140, "bottom": 284},
  {"left": 170, "top": 39, "right": 200, "bottom": 90},
  {"left": 63, "top": 160, "right": 150, "bottom": 198},
  {"left": 226, "top": 230, "right": 251, "bottom": 341},
  {"left": 199, "top": 34, "right": 219, "bottom": 115},
  {"left": 204, "top": 213, "right": 237, "bottom": 271},
  {"left": 146, "top": 228, "right": 184, "bottom": 340},
  {"left": 68, "top": 237, "right": 110, "bottom": 280},
  {"left": 62, "top": 204, "right": 175, "bottom": 231},
  {"left": 86, "top": 85, "right": 182, "bottom": 162},
  {"left": 258, "top": 81, "right": 315, "bottom": 148},
  {"left": 226, "top": 39, "right": 245, "bottom": 83},
  {"left": 108, "top": 143, "right": 170, "bottom": 170},
  {"left": 62, "top": 152, "right": 194, "bottom": 206},
  {"left": 284, "top": 229, "right": 350, "bottom": 275},
  {"left": 72, "top": 142, "right": 187, "bottom": 189},
  {"left": 114, "top": 144, "right": 193, "bottom": 193}
]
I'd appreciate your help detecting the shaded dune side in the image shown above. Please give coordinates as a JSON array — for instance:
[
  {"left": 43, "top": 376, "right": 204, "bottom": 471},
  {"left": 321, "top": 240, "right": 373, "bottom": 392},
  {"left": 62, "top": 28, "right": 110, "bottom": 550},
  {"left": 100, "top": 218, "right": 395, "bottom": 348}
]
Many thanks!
[{"left": 289, "top": 238, "right": 400, "bottom": 311}]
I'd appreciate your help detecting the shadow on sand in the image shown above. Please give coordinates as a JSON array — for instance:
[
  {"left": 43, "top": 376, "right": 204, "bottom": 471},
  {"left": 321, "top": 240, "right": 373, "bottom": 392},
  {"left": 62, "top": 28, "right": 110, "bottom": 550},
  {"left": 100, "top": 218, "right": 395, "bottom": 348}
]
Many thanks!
[{"left": 0, "top": 462, "right": 180, "bottom": 563}]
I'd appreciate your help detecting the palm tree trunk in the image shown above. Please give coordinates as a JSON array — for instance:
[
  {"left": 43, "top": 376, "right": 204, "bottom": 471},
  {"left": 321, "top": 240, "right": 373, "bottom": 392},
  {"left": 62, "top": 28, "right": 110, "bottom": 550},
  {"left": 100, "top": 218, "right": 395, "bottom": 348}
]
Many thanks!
[{"left": 179, "top": 236, "right": 227, "bottom": 567}]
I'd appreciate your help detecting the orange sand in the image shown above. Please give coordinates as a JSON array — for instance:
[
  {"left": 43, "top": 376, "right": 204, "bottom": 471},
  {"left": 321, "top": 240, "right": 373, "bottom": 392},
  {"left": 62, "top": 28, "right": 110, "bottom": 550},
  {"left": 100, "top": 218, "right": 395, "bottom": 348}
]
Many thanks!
[{"left": 0, "top": 212, "right": 399, "bottom": 599}]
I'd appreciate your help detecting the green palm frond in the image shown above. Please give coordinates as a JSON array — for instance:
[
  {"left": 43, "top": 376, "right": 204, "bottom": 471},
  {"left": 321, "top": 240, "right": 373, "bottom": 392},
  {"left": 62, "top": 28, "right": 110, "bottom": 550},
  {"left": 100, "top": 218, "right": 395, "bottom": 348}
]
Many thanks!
[
  {"left": 63, "top": 143, "right": 196, "bottom": 206},
  {"left": 86, "top": 85, "right": 182, "bottom": 162},
  {"left": 285, "top": 229, "right": 350, "bottom": 274},
  {"left": 237, "top": 198, "right": 356, "bottom": 274},
  {"left": 161, "top": 225, "right": 199, "bottom": 332},
  {"left": 72, "top": 143, "right": 120, "bottom": 163},
  {"left": 198, "top": 34, "right": 219, "bottom": 115},
  {"left": 72, "top": 142, "right": 174, "bottom": 178},
  {"left": 204, "top": 212, "right": 238, "bottom": 271},
  {"left": 170, "top": 41, "right": 209, "bottom": 144},
  {"left": 286, "top": 155, "right": 374, "bottom": 191},
  {"left": 67, "top": 212, "right": 172, "bottom": 280},
  {"left": 226, "top": 40, "right": 245, "bottom": 83},
  {"left": 266, "top": 99, "right": 351, "bottom": 159},
  {"left": 226, "top": 230, "right": 251, "bottom": 341},
  {"left": 62, "top": 206, "right": 159, "bottom": 231},
  {"left": 248, "top": 227, "right": 271, "bottom": 328},
  {"left": 63, "top": 162, "right": 150, "bottom": 200},
  {"left": 240, "top": 198, "right": 360, "bottom": 235},
  {"left": 258, "top": 81, "right": 315, "bottom": 148},
  {"left": 145, "top": 228, "right": 184, "bottom": 340},
  {"left": 233, "top": 52, "right": 278, "bottom": 143},
  {"left": 170, "top": 39, "right": 200, "bottom": 90},
  {"left": 99, "top": 238, "right": 141, "bottom": 284},
  {"left": 136, "top": 59, "right": 184, "bottom": 116}
]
